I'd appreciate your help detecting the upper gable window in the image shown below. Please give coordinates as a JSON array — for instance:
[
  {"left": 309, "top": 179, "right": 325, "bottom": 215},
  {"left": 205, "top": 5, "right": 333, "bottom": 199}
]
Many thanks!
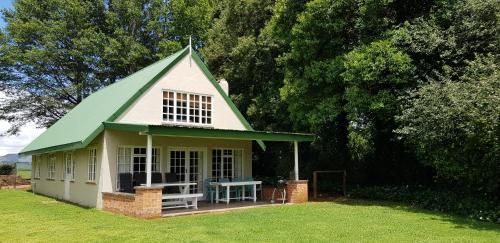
[{"left": 163, "top": 91, "right": 212, "bottom": 125}]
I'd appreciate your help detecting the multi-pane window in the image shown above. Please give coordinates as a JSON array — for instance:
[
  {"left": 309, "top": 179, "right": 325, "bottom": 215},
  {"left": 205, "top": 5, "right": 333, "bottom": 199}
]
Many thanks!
[
  {"left": 47, "top": 155, "right": 56, "bottom": 179},
  {"left": 116, "top": 147, "right": 160, "bottom": 190},
  {"left": 189, "top": 95, "right": 200, "bottom": 123},
  {"left": 170, "top": 150, "right": 186, "bottom": 182},
  {"left": 162, "top": 91, "right": 212, "bottom": 125},
  {"left": 88, "top": 148, "right": 97, "bottom": 182},
  {"left": 132, "top": 148, "right": 160, "bottom": 173},
  {"left": 162, "top": 91, "right": 175, "bottom": 121},
  {"left": 189, "top": 151, "right": 202, "bottom": 193},
  {"left": 201, "top": 96, "right": 212, "bottom": 124},
  {"left": 211, "top": 149, "right": 243, "bottom": 182},
  {"left": 63, "top": 153, "right": 74, "bottom": 180},
  {"left": 176, "top": 93, "right": 188, "bottom": 122},
  {"left": 33, "top": 155, "right": 40, "bottom": 179}
]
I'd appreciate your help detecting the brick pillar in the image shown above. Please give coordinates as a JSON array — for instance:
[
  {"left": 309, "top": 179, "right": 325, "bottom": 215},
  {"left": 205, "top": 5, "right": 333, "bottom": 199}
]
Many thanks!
[
  {"left": 133, "top": 186, "right": 163, "bottom": 219},
  {"left": 286, "top": 180, "right": 308, "bottom": 203}
]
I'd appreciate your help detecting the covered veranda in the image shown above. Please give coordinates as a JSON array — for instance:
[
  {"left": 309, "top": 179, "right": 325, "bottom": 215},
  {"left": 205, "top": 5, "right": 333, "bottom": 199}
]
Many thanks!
[{"left": 101, "top": 122, "right": 315, "bottom": 218}]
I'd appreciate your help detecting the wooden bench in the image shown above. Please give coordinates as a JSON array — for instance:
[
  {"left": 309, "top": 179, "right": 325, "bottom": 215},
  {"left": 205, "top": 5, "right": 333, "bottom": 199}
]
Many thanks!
[{"left": 162, "top": 193, "right": 203, "bottom": 209}]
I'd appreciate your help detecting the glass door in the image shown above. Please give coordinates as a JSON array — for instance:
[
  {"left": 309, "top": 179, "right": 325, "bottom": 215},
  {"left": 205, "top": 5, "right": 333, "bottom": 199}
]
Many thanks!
[
  {"left": 169, "top": 150, "right": 186, "bottom": 182},
  {"left": 169, "top": 148, "right": 205, "bottom": 194}
]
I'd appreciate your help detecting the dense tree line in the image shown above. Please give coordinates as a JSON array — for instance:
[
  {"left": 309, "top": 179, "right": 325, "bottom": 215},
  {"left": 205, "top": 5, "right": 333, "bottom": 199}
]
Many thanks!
[{"left": 1, "top": 0, "right": 498, "bottom": 198}]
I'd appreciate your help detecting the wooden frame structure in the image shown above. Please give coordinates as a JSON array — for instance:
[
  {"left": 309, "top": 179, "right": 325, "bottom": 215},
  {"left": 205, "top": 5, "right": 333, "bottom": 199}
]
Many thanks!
[{"left": 312, "top": 170, "right": 346, "bottom": 200}]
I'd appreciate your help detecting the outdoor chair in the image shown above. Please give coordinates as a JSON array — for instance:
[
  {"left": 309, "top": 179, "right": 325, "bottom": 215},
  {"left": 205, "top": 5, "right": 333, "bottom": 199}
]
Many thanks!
[
  {"left": 118, "top": 173, "right": 133, "bottom": 193},
  {"left": 220, "top": 177, "right": 240, "bottom": 200},
  {"left": 204, "top": 178, "right": 216, "bottom": 203},
  {"left": 133, "top": 172, "right": 146, "bottom": 186},
  {"left": 164, "top": 172, "right": 180, "bottom": 194},
  {"left": 152, "top": 172, "right": 163, "bottom": 183}
]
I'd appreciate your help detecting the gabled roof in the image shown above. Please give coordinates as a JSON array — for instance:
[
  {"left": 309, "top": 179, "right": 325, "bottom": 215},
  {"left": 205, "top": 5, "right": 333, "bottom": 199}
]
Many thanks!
[{"left": 20, "top": 47, "right": 266, "bottom": 155}]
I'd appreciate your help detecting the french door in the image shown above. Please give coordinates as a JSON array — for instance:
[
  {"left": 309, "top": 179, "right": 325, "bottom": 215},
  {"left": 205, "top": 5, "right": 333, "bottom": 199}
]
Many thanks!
[{"left": 168, "top": 148, "right": 205, "bottom": 193}]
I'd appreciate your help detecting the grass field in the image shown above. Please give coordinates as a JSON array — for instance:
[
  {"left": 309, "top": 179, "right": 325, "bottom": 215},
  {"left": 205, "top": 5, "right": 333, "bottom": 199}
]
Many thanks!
[
  {"left": 1, "top": 190, "right": 499, "bottom": 242},
  {"left": 16, "top": 170, "right": 31, "bottom": 179}
]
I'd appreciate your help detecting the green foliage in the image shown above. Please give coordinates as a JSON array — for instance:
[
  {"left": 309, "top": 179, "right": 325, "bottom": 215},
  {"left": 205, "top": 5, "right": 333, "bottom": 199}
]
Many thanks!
[
  {"left": 396, "top": 55, "right": 500, "bottom": 194},
  {"left": 0, "top": 164, "right": 15, "bottom": 175},
  {"left": 349, "top": 185, "right": 500, "bottom": 223},
  {"left": 0, "top": 0, "right": 213, "bottom": 134},
  {"left": 342, "top": 40, "right": 415, "bottom": 160}
]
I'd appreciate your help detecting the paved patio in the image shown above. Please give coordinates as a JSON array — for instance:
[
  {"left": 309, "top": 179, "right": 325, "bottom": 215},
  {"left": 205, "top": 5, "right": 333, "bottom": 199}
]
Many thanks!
[{"left": 162, "top": 200, "right": 284, "bottom": 217}]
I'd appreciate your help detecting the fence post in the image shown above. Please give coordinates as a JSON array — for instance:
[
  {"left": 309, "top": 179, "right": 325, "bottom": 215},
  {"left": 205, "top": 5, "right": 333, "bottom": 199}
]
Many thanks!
[
  {"left": 313, "top": 171, "right": 317, "bottom": 200},
  {"left": 13, "top": 163, "right": 17, "bottom": 189}
]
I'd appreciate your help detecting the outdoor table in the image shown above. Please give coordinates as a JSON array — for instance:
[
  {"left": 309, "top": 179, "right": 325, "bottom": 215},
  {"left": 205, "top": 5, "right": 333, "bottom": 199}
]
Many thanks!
[
  {"left": 210, "top": 181, "right": 262, "bottom": 204},
  {"left": 140, "top": 182, "right": 197, "bottom": 194}
]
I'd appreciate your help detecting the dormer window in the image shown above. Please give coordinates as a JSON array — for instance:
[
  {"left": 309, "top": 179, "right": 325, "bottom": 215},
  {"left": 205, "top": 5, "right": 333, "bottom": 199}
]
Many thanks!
[{"left": 163, "top": 91, "right": 212, "bottom": 125}]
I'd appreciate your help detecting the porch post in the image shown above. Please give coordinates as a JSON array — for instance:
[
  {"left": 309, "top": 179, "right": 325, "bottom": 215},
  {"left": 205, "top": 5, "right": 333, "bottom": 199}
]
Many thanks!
[
  {"left": 146, "top": 134, "right": 153, "bottom": 187},
  {"left": 294, "top": 141, "right": 299, "bottom": 180}
]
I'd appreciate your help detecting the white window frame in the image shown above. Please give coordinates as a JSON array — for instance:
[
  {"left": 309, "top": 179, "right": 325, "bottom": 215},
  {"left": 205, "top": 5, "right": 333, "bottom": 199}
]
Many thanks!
[
  {"left": 87, "top": 148, "right": 97, "bottom": 182},
  {"left": 33, "top": 155, "right": 41, "bottom": 179},
  {"left": 116, "top": 146, "right": 161, "bottom": 190},
  {"left": 47, "top": 154, "right": 56, "bottom": 179},
  {"left": 167, "top": 146, "right": 207, "bottom": 194},
  {"left": 63, "top": 152, "right": 75, "bottom": 181},
  {"left": 211, "top": 148, "right": 244, "bottom": 182},
  {"left": 162, "top": 90, "right": 213, "bottom": 126}
]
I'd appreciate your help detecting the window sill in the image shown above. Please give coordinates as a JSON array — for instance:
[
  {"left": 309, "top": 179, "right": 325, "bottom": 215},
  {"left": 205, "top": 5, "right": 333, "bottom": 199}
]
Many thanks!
[
  {"left": 161, "top": 121, "right": 214, "bottom": 127},
  {"left": 85, "top": 181, "right": 96, "bottom": 185},
  {"left": 60, "top": 179, "right": 75, "bottom": 183},
  {"left": 46, "top": 178, "right": 55, "bottom": 181},
  {"left": 34, "top": 178, "right": 40, "bottom": 180}
]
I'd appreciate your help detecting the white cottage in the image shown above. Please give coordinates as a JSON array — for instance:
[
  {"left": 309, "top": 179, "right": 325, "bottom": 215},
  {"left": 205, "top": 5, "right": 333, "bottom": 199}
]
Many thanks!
[{"left": 21, "top": 46, "right": 314, "bottom": 218}]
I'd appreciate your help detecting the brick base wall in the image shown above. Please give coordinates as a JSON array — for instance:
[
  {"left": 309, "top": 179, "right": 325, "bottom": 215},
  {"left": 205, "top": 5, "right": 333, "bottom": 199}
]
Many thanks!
[
  {"left": 102, "top": 186, "right": 163, "bottom": 219},
  {"left": 286, "top": 180, "right": 308, "bottom": 203}
]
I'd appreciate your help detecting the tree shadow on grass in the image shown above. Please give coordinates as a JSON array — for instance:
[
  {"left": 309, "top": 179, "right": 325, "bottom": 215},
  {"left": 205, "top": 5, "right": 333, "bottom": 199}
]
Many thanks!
[{"left": 330, "top": 198, "right": 500, "bottom": 232}]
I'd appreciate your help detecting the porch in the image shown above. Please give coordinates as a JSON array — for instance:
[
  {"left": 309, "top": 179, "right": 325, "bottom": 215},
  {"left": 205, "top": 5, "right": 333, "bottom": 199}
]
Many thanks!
[{"left": 101, "top": 122, "right": 314, "bottom": 219}]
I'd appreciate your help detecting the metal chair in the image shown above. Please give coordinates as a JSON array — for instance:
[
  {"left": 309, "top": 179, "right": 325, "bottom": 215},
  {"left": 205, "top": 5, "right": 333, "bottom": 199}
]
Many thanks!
[
  {"left": 204, "top": 178, "right": 216, "bottom": 203},
  {"left": 220, "top": 177, "right": 240, "bottom": 200}
]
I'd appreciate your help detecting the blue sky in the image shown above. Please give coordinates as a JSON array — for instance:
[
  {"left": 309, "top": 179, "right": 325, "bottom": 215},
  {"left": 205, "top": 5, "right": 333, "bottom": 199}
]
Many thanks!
[{"left": 0, "top": 0, "right": 14, "bottom": 28}]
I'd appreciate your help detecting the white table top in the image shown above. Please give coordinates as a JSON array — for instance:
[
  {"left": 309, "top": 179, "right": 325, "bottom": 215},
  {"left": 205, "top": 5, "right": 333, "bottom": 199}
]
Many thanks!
[
  {"left": 141, "top": 182, "right": 197, "bottom": 187},
  {"left": 210, "top": 181, "right": 262, "bottom": 186}
]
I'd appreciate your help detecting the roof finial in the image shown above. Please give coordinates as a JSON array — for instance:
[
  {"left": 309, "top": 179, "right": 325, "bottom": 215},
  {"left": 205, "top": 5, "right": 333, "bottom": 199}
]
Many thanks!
[{"left": 189, "top": 35, "right": 192, "bottom": 67}]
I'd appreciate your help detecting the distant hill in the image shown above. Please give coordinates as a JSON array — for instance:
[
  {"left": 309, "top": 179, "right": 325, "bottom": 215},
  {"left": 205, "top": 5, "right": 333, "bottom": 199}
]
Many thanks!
[{"left": 0, "top": 153, "right": 31, "bottom": 164}]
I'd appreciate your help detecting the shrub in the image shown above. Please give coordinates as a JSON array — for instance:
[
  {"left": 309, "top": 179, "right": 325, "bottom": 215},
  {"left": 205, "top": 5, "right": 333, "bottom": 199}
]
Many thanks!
[
  {"left": 349, "top": 185, "right": 500, "bottom": 223},
  {"left": 0, "top": 164, "right": 15, "bottom": 175}
]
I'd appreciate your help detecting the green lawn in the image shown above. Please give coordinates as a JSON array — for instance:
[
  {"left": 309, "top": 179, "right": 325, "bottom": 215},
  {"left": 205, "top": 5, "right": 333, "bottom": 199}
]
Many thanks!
[
  {"left": 17, "top": 170, "right": 31, "bottom": 179},
  {"left": 1, "top": 190, "right": 499, "bottom": 242}
]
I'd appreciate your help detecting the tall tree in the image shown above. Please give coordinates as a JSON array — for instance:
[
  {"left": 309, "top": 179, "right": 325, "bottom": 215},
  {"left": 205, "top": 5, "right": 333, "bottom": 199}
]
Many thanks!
[{"left": 0, "top": 0, "right": 213, "bottom": 134}]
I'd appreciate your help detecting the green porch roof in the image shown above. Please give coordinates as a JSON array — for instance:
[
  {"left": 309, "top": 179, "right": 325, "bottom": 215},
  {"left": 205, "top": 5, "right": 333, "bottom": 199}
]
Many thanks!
[
  {"left": 20, "top": 46, "right": 269, "bottom": 155},
  {"left": 103, "top": 122, "right": 315, "bottom": 142}
]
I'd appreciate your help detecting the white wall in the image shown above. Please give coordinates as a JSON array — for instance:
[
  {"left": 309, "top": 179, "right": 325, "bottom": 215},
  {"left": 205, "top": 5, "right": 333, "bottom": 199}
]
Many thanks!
[
  {"left": 31, "top": 135, "right": 102, "bottom": 208},
  {"left": 32, "top": 130, "right": 254, "bottom": 208},
  {"left": 116, "top": 55, "right": 246, "bottom": 130}
]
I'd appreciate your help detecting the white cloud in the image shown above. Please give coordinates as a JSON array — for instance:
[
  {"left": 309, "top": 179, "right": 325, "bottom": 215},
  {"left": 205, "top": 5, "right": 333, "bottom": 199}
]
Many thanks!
[
  {"left": 0, "top": 92, "right": 46, "bottom": 155},
  {"left": 0, "top": 121, "right": 45, "bottom": 156}
]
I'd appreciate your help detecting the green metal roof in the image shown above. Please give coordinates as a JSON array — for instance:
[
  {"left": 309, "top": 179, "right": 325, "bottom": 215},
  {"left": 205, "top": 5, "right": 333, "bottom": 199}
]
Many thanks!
[
  {"left": 20, "top": 46, "right": 270, "bottom": 155},
  {"left": 103, "top": 122, "right": 315, "bottom": 142}
]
